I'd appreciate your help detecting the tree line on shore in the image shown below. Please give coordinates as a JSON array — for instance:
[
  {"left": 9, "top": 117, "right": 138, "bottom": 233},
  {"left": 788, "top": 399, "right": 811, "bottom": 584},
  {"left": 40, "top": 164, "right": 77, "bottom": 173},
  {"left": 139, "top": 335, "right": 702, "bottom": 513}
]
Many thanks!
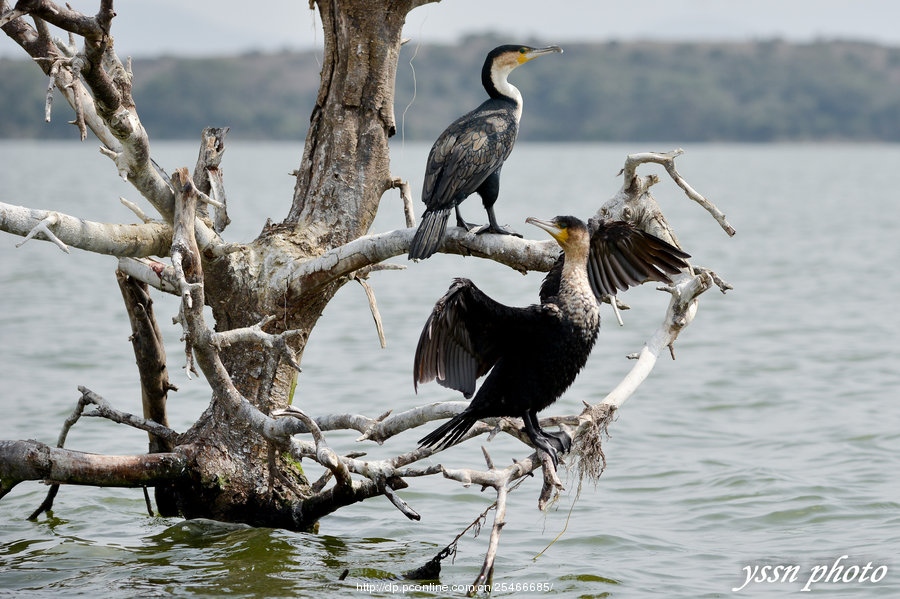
[{"left": 2, "top": 35, "right": 899, "bottom": 142}]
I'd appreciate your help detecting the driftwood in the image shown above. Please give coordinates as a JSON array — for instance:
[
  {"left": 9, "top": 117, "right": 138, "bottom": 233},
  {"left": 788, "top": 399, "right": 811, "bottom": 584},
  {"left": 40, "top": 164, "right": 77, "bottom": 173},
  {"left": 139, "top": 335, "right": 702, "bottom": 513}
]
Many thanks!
[{"left": 0, "top": 0, "right": 732, "bottom": 591}]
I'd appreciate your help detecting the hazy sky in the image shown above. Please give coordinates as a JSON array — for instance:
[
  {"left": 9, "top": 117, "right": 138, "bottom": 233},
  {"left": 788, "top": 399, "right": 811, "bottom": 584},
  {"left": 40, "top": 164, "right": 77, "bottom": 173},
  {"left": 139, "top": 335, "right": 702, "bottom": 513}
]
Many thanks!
[{"left": 2, "top": 0, "right": 898, "bottom": 58}]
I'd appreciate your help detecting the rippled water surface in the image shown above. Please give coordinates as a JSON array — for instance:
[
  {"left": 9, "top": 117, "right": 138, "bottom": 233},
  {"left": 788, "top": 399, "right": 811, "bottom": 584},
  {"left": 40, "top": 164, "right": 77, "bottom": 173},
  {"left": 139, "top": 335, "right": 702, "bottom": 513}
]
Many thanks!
[{"left": 1, "top": 140, "right": 898, "bottom": 597}]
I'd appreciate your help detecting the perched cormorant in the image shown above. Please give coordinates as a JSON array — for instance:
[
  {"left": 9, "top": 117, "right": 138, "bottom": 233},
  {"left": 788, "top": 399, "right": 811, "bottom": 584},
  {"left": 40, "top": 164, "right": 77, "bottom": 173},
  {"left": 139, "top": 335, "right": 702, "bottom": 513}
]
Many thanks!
[
  {"left": 407, "top": 44, "right": 563, "bottom": 260},
  {"left": 414, "top": 216, "right": 691, "bottom": 465}
]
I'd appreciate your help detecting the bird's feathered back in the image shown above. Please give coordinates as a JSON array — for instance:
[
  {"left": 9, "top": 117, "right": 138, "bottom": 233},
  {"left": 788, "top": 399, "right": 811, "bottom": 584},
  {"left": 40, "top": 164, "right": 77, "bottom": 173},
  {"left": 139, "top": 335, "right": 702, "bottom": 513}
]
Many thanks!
[{"left": 408, "top": 105, "right": 518, "bottom": 260}]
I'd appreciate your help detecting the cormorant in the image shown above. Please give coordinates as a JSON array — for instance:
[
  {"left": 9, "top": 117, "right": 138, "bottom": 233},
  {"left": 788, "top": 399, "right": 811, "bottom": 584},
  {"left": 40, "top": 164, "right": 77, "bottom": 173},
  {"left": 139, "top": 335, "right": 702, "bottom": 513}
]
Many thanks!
[
  {"left": 407, "top": 44, "right": 563, "bottom": 260},
  {"left": 414, "top": 216, "right": 691, "bottom": 465}
]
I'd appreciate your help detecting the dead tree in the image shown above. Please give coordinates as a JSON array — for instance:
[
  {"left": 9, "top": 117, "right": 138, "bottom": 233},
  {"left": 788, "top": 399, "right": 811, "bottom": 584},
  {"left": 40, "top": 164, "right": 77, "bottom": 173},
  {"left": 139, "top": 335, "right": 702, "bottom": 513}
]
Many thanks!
[{"left": 0, "top": 0, "right": 733, "bottom": 589}]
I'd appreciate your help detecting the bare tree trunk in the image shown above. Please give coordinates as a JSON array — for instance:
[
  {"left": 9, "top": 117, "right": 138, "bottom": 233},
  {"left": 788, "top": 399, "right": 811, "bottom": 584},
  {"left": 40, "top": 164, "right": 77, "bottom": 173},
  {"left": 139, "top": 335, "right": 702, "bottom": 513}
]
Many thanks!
[{"left": 156, "top": 0, "right": 432, "bottom": 527}]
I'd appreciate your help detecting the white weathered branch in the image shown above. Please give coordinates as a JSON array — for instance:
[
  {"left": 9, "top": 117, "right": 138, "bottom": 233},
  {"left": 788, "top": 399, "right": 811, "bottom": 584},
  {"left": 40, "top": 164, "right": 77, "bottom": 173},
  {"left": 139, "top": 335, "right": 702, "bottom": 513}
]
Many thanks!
[
  {"left": 353, "top": 275, "right": 387, "bottom": 348},
  {"left": 285, "top": 227, "right": 558, "bottom": 298},
  {"left": 1, "top": 201, "right": 171, "bottom": 257},
  {"left": 616, "top": 148, "right": 735, "bottom": 238},
  {"left": 598, "top": 272, "right": 709, "bottom": 411},
  {"left": 0, "top": 7, "right": 26, "bottom": 27},
  {"left": 117, "top": 257, "right": 180, "bottom": 294},
  {"left": 119, "top": 197, "right": 154, "bottom": 223},
  {"left": 208, "top": 167, "right": 230, "bottom": 233},
  {"left": 389, "top": 176, "right": 415, "bottom": 228},
  {"left": 4, "top": 3, "right": 195, "bottom": 225},
  {"left": 43, "top": 57, "right": 60, "bottom": 123},
  {"left": 14, "top": 211, "right": 69, "bottom": 253}
]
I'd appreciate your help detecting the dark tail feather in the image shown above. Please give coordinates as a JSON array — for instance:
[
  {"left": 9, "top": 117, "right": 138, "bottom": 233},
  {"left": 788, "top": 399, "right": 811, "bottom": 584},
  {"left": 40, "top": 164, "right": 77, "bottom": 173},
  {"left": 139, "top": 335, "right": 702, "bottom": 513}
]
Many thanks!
[
  {"left": 418, "top": 411, "right": 478, "bottom": 449},
  {"left": 408, "top": 208, "right": 451, "bottom": 260}
]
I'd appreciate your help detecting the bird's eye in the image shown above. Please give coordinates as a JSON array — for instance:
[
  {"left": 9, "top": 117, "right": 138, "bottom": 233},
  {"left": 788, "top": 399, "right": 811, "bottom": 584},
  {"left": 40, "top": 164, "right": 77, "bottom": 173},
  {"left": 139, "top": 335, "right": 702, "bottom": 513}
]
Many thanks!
[{"left": 519, "top": 47, "right": 527, "bottom": 54}]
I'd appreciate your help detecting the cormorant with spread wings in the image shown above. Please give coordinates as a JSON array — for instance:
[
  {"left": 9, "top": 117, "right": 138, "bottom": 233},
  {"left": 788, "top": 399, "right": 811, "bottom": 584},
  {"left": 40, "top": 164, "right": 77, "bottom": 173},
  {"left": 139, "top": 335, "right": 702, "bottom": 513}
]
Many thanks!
[{"left": 414, "top": 216, "right": 690, "bottom": 465}]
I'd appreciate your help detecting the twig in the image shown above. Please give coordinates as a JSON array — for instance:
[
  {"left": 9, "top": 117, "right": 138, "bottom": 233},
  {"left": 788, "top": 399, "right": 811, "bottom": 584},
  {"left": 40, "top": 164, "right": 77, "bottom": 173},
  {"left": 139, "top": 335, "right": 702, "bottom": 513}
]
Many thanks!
[
  {"left": 14, "top": 213, "right": 70, "bottom": 253},
  {"left": 695, "top": 265, "right": 733, "bottom": 294},
  {"left": 66, "top": 77, "right": 87, "bottom": 140},
  {"left": 27, "top": 385, "right": 180, "bottom": 519},
  {"left": 662, "top": 158, "right": 735, "bottom": 237},
  {"left": 470, "top": 484, "right": 506, "bottom": 594},
  {"left": 44, "top": 59, "right": 60, "bottom": 122},
  {"left": 618, "top": 148, "right": 735, "bottom": 237},
  {"left": 99, "top": 145, "right": 130, "bottom": 181},
  {"left": 142, "top": 487, "right": 154, "bottom": 516},
  {"left": 390, "top": 177, "right": 415, "bottom": 228},
  {"left": 384, "top": 484, "right": 420, "bottom": 520},
  {"left": 28, "top": 387, "right": 91, "bottom": 519},
  {"left": 537, "top": 452, "right": 564, "bottom": 511},
  {"left": 78, "top": 387, "right": 180, "bottom": 443},
  {"left": 609, "top": 295, "right": 624, "bottom": 326},
  {"left": 353, "top": 275, "right": 387, "bottom": 348},
  {"left": 208, "top": 167, "right": 230, "bottom": 233},
  {"left": 120, "top": 197, "right": 153, "bottom": 223}
]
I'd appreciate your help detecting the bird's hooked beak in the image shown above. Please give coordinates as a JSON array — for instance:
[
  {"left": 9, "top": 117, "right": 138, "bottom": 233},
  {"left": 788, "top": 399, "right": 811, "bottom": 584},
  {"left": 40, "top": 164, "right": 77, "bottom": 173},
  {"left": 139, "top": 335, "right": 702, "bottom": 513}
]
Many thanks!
[
  {"left": 526, "top": 216, "right": 568, "bottom": 244},
  {"left": 517, "top": 45, "right": 563, "bottom": 64}
]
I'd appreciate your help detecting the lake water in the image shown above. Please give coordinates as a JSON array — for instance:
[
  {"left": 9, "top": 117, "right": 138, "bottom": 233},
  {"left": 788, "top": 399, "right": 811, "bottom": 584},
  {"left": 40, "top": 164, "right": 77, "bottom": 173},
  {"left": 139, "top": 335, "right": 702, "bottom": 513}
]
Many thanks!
[{"left": 1, "top": 140, "right": 898, "bottom": 598}]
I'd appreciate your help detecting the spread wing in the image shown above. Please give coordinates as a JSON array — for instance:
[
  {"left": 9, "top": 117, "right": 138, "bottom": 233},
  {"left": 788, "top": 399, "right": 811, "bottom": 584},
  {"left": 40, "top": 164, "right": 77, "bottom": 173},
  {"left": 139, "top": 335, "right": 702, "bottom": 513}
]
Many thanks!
[
  {"left": 541, "top": 220, "right": 692, "bottom": 302},
  {"left": 422, "top": 107, "right": 517, "bottom": 210},
  {"left": 414, "top": 278, "right": 546, "bottom": 398}
]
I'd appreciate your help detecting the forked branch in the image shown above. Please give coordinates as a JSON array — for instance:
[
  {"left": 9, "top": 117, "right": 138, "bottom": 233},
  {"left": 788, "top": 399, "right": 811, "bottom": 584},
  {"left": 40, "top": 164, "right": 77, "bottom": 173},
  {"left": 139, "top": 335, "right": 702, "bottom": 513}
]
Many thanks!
[{"left": 1, "top": 201, "right": 172, "bottom": 257}]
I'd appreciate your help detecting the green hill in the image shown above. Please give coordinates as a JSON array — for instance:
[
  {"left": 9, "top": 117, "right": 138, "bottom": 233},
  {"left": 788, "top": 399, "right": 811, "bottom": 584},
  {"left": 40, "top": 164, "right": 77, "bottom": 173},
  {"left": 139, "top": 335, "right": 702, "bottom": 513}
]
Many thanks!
[{"left": 3, "top": 36, "right": 900, "bottom": 141}]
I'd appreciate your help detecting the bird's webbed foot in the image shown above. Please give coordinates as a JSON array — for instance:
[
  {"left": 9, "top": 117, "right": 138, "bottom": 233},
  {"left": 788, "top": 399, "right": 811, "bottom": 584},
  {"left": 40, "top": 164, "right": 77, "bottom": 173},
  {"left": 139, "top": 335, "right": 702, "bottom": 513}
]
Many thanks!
[
  {"left": 522, "top": 412, "right": 569, "bottom": 468},
  {"left": 527, "top": 433, "right": 560, "bottom": 467},
  {"left": 470, "top": 223, "right": 522, "bottom": 238},
  {"left": 543, "top": 430, "right": 572, "bottom": 455}
]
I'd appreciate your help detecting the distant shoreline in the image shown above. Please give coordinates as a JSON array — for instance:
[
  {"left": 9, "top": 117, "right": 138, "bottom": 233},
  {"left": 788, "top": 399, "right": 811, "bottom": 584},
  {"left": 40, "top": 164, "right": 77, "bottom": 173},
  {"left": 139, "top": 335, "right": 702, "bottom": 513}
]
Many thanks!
[{"left": 3, "top": 37, "right": 900, "bottom": 142}]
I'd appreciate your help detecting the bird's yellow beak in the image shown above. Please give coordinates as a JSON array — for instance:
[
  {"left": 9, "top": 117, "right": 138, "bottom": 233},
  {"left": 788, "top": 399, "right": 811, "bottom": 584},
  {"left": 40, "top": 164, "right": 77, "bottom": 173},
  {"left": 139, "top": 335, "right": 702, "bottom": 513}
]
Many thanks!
[
  {"left": 526, "top": 216, "right": 568, "bottom": 244},
  {"left": 517, "top": 45, "right": 563, "bottom": 64}
]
